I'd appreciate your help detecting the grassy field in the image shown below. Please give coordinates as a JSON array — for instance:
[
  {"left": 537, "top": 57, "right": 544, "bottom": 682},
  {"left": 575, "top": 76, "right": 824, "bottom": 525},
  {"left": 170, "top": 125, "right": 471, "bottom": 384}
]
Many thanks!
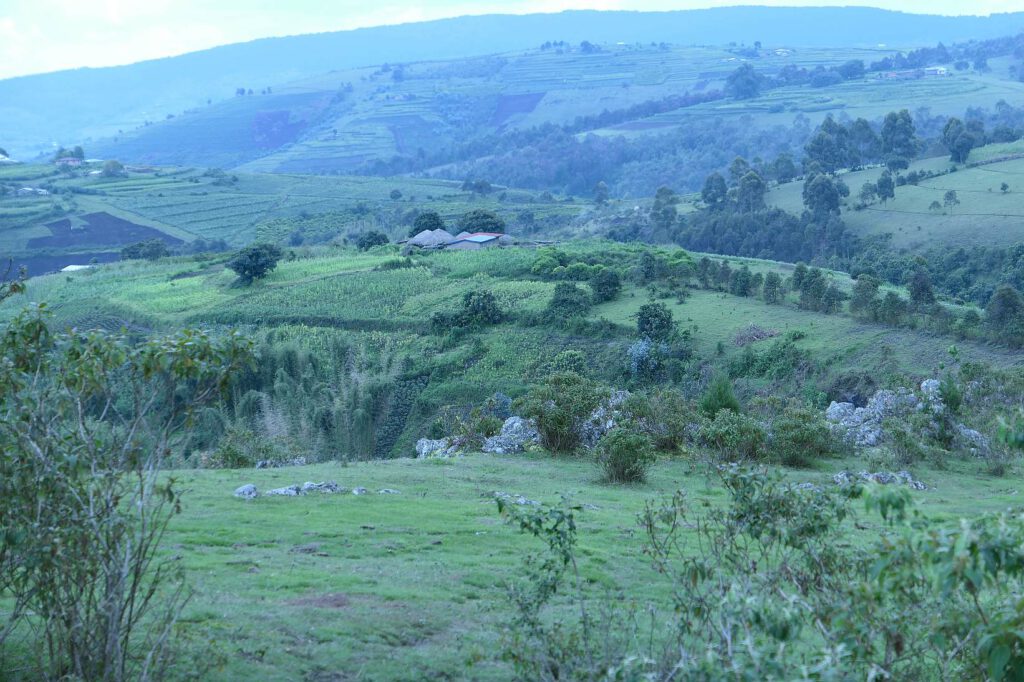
[
  {"left": 766, "top": 140, "right": 1024, "bottom": 250},
  {"left": 151, "top": 451, "right": 1023, "bottom": 680}
]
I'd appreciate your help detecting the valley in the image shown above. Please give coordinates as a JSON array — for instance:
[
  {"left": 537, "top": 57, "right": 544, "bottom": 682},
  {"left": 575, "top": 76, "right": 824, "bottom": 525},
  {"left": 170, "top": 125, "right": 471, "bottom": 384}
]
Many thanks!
[{"left": 2, "top": 6, "right": 1024, "bottom": 681}]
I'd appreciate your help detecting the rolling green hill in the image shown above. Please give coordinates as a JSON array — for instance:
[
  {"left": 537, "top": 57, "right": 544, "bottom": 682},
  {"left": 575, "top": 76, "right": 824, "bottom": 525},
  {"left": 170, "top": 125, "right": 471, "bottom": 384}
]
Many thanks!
[{"left": 3, "top": 242, "right": 1018, "bottom": 463}]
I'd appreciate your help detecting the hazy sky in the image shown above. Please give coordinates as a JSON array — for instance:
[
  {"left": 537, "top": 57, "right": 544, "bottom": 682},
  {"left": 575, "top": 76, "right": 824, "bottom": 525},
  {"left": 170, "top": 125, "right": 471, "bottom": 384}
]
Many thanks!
[{"left": 0, "top": 0, "right": 1017, "bottom": 80}]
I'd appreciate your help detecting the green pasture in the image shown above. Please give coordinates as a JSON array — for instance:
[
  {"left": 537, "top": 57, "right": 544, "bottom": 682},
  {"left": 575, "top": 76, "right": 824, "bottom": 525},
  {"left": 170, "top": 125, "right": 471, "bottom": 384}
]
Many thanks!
[
  {"left": 766, "top": 144, "right": 1024, "bottom": 250},
  {"left": 142, "top": 451, "right": 1023, "bottom": 680}
]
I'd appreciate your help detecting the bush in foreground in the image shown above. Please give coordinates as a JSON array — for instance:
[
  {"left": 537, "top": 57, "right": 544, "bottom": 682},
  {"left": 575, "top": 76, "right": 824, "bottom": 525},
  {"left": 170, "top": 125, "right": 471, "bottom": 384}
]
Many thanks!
[
  {"left": 771, "top": 402, "right": 840, "bottom": 467},
  {"left": 597, "top": 428, "right": 656, "bottom": 483},
  {"left": 0, "top": 304, "right": 252, "bottom": 679},
  {"left": 516, "top": 372, "right": 606, "bottom": 453}
]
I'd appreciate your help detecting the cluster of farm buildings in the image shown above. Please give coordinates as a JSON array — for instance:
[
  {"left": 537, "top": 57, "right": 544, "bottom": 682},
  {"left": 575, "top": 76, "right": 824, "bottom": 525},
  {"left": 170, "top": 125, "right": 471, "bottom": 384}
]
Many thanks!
[
  {"left": 402, "top": 229, "right": 521, "bottom": 251},
  {"left": 878, "top": 66, "right": 949, "bottom": 80}
]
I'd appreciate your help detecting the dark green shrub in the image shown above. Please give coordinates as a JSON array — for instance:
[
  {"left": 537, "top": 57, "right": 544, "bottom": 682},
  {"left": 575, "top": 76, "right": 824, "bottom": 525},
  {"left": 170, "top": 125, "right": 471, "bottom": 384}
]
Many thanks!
[
  {"left": 623, "top": 389, "right": 691, "bottom": 453},
  {"left": 590, "top": 268, "right": 622, "bottom": 302},
  {"left": 636, "top": 302, "right": 674, "bottom": 341},
  {"left": 208, "top": 424, "right": 275, "bottom": 468},
  {"left": 939, "top": 375, "right": 962, "bottom": 415},
  {"left": 699, "top": 410, "right": 766, "bottom": 461},
  {"left": 356, "top": 230, "right": 389, "bottom": 250},
  {"left": 771, "top": 403, "right": 838, "bottom": 467},
  {"left": 546, "top": 282, "right": 593, "bottom": 320},
  {"left": 597, "top": 428, "right": 656, "bottom": 483},
  {"left": 227, "top": 243, "right": 283, "bottom": 283},
  {"left": 516, "top": 372, "right": 606, "bottom": 453},
  {"left": 698, "top": 375, "right": 740, "bottom": 418},
  {"left": 432, "top": 290, "right": 504, "bottom": 331}
]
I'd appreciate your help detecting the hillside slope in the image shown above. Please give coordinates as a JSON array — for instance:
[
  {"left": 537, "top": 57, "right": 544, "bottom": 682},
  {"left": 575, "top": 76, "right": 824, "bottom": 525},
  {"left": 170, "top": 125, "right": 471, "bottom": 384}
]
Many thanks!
[{"left": 3, "top": 7, "right": 1023, "bottom": 158}]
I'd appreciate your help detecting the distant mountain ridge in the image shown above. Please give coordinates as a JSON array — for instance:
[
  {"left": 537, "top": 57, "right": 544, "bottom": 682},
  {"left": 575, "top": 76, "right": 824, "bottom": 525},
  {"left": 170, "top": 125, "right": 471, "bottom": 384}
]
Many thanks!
[{"left": 2, "top": 6, "right": 1023, "bottom": 156}]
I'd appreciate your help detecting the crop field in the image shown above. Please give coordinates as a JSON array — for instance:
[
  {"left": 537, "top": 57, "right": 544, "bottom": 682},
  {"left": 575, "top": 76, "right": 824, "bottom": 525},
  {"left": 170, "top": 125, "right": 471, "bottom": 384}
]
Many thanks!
[
  {"left": 0, "top": 165, "right": 581, "bottom": 275},
  {"left": 112, "top": 453, "right": 1023, "bottom": 680},
  {"left": 766, "top": 142, "right": 1024, "bottom": 250}
]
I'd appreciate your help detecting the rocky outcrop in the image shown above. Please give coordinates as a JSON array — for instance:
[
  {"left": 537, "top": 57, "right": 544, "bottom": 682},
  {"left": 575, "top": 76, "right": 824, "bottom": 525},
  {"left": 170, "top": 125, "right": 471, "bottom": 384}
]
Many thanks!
[
  {"left": 416, "top": 438, "right": 462, "bottom": 459},
  {"left": 492, "top": 491, "right": 540, "bottom": 506},
  {"left": 482, "top": 416, "right": 540, "bottom": 454},
  {"left": 266, "top": 485, "right": 302, "bottom": 496},
  {"left": 825, "top": 388, "right": 917, "bottom": 447},
  {"left": 955, "top": 424, "right": 990, "bottom": 456},
  {"left": 826, "top": 380, "right": 991, "bottom": 456},
  {"left": 235, "top": 481, "right": 349, "bottom": 498},
  {"left": 579, "top": 390, "right": 630, "bottom": 449},
  {"left": 301, "top": 481, "right": 343, "bottom": 494}
]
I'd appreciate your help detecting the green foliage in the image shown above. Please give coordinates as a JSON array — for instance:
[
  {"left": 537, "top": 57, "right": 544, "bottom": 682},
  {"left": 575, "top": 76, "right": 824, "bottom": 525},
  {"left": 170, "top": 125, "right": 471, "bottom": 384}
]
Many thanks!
[
  {"left": 101, "top": 159, "right": 126, "bottom": 177},
  {"left": 986, "top": 285, "right": 1024, "bottom": 347},
  {"left": 121, "top": 238, "right": 170, "bottom": 260},
  {"left": 227, "top": 242, "right": 283, "bottom": 283},
  {"left": 699, "top": 409, "right": 767, "bottom": 460},
  {"left": 771, "top": 402, "right": 839, "bottom": 467},
  {"left": 407, "top": 210, "right": 444, "bottom": 237},
  {"left": 622, "top": 389, "right": 690, "bottom": 453},
  {"left": 0, "top": 305, "right": 252, "bottom": 679},
  {"left": 762, "top": 271, "right": 782, "bottom": 304},
  {"left": 543, "top": 349, "right": 588, "bottom": 375},
  {"left": 698, "top": 374, "right": 740, "bottom": 417},
  {"left": 589, "top": 267, "right": 621, "bottom": 302},
  {"left": 457, "top": 209, "right": 506, "bottom": 234},
  {"left": 725, "top": 62, "right": 763, "bottom": 99},
  {"left": 635, "top": 301, "right": 674, "bottom": 341},
  {"left": 701, "top": 171, "right": 728, "bottom": 210},
  {"left": 433, "top": 289, "right": 505, "bottom": 332},
  {"left": 207, "top": 423, "right": 276, "bottom": 468},
  {"left": 545, "top": 282, "right": 592, "bottom": 321},
  {"left": 597, "top": 428, "right": 656, "bottom": 483},
  {"left": 356, "top": 230, "right": 390, "bottom": 250},
  {"left": 516, "top": 372, "right": 606, "bottom": 453},
  {"left": 505, "top": 462, "right": 1024, "bottom": 680}
]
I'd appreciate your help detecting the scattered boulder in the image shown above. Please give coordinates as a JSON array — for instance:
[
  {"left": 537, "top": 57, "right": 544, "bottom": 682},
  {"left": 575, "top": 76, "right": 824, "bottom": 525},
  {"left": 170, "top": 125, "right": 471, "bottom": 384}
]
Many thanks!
[
  {"left": 482, "top": 416, "right": 540, "bottom": 454},
  {"left": 352, "top": 487, "right": 368, "bottom": 495},
  {"left": 832, "top": 470, "right": 927, "bottom": 490},
  {"left": 234, "top": 484, "right": 259, "bottom": 499},
  {"left": 377, "top": 488, "right": 401, "bottom": 495},
  {"left": 301, "top": 481, "right": 343, "bottom": 494},
  {"left": 266, "top": 485, "right": 302, "bottom": 496}
]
